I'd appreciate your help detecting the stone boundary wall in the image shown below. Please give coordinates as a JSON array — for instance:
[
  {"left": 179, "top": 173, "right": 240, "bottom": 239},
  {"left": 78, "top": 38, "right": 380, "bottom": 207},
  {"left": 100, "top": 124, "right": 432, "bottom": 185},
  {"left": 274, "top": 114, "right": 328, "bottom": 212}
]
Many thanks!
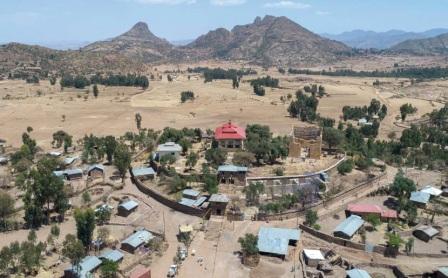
[
  {"left": 246, "top": 155, "right": 347, "bottom": 184},
  {"left": 258, "top": 172, "right": 385, "bottom": 221},
  {"left": 130, "top": 169, "right": 206, "bottom": 217}
]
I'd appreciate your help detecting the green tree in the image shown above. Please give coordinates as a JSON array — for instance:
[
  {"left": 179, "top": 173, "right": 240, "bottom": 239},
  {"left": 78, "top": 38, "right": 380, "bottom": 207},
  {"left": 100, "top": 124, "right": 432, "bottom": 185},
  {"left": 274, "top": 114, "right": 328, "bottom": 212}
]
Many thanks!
[
  {"left": 205, "top": 148, "right": 226, "bottom": 167},
  {"left": 185, "top": 152, "right": 198, "bottom": 170},
  {"left": 238, "top": 233, "right": 258, "bottom": 256},
  {"left": 245, "top": 182, "right": 264, "bottom": 206},
  {"left": 405, "top": 238, "right": 414, "bottom": 255},
  {"left": 400, "top": 103, "right": 417, "bottom": 121},
  {"left": 400, "top": 125, "right": 422, "bottom": 148},
  {"left": 0, "top": 191, "right": 15, "bottom": 229},
  {"left": 323, "top": 127, "right": 345, "bottom": 149},
  {"left": 135, "top": 113, "right": 142, "bottom": 130},
  {"left": 385, "top": 233, "right": 403, "bottom": 257},
  {"left": 305, "top": 209, "right": 318, "bottom": 226},
  {"left": 100, "top": 259, "right": 119, "bottom": 278},
  {"left": 93, "top": 84, "right": 99, "bottom": 98},
  {"left": 74, "top": 208, "right": 96, "bottom": 247},
  {"left": 95, "top": 206, "right": 112, "bottom": 225},
  {"left": 178, "top": 138, "right": 192, "bottom": 154},
  {"left": 390, "top": 169, "right": 416, "bottom": 200},
  {"left": 62, "top": 234, "right": 85, "bottom": 273},
  {"left": 366, "top": 214, "right": 381, "bottom": 230},
  {"left": 82, "top": 191, "right": 91, "bottom": 205},
  {"left": 337, "top": 159, "right": 354, "bottom": 175},
  {"left": 104, "top": 136, "right": 117, "bottom": 164},
  {"left": 232, "top": 151, "right": 255, "bottom": 167},
  {"left": 19, "top": 233, "right": 45, "bottom": 275},
  {"left": 114, "top": 143, "right": 132, "bottom": 182}
]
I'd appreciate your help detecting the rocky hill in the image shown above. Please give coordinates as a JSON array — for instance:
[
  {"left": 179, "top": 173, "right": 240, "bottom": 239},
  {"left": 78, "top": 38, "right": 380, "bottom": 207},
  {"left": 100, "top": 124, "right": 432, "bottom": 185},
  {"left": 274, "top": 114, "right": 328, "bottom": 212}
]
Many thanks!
[
  {"left": 186, "top": 15, "right": 351, "bottom": 66},
  {"left": 82, "top": 22, "right": 177, "bottom": 63},
  {"left": 390, "top": 33, "right": 448, "bottom": 55}
]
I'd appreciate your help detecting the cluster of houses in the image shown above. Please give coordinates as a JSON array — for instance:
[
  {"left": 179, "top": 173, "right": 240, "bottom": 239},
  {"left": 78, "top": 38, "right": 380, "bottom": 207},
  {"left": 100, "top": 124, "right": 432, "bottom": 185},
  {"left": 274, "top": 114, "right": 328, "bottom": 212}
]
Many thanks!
[
  {"left": 178, "top": 188, "right": 230, "bottom": 216},
  {"left": 52, "top": 164, "right": 105, "bottom": 181},
  {"left": 64, "top": 228, "right": 153, "bottom": 278},
  {"left": 410, "top": 185, "right": 444, "bottom": 208},
  {"left": 254, "top": 226, "right": 372, "bottom": 277}
]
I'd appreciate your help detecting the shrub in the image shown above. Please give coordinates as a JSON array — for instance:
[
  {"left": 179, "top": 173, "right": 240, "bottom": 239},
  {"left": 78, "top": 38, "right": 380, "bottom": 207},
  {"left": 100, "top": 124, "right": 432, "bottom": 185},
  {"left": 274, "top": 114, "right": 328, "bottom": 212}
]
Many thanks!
[
  {"left": 180, "top": 91, "right": 195, "bottom": 103},
  {"left": 337, "top": 159, "right": 354, "bottom": 175}
]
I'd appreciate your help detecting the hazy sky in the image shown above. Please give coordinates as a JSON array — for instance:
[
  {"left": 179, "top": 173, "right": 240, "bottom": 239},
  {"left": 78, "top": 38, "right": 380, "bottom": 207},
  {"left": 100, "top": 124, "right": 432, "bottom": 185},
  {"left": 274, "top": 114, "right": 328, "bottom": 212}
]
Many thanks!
[{"left": 1, "top": 0, "right": 448, "bottom": 44}]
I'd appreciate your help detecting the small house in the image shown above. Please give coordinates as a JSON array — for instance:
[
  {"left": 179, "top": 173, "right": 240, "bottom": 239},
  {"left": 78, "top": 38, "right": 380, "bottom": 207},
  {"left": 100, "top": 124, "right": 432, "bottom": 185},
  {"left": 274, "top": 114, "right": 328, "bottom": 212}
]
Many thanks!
[
  {"left": 99, "top": 249, "right": 124, "bottom": 263},
  {"left": 346, "top": 268, "right": 372, "bottom": 278},
  {"left": 49, "top": 151, "right": 62, "bottom": 157},
  {"left": 179, "top": 196, "right": 207, "bottom": 208},
  {"left": 63, "top": 156, "right": 78, "bottom": 166},
  {"left": 132, "top": 167, "right": 156, "bottom": 181},
  {"left": 413, "top": 225, "right": 439, "bottom": 242},
  {"left": 217, "top": 164, "right": 248, "bottom": 185},
  {"left": 346, "top": 203, "right": 397, "bottom": 222},
  {"left": 118, "top": 200, "right": 139, "bottom": 217},
  {"left": 410, "top": 191, "right": 430, "bottom": 208},
  {"left": 257, "top": 227, "right": 301, "bottom": 259},
  {"left": 155, "top": 142, "right": 182, "bottom": 159},
  {"left": 333, "top": 215, "right": 365, "bottom": 239},
  {"left": 209, "top": 194, "right": 229, "bottom": 216},
  {"left": 182, "top": 189, "right": 201, "bottom": 200},
  {"left": 214, "top": 121, "right": 246, "bottom": 149},
  {"left": 130, "top": 265, "right": 151, "bottom": 278},
  {"left": 64, "top": 256, "right": 102, "bottom": 278},
  {"left": 87, "top": 164, "right": 105, "bottom": 178},
  {"left": 121, "top": 229, "right": 154, "bottom": 254},
  {"left": 420, "top": 185, "right": 443, "bottom": 198},
  {"left": 303, "top": 249, "right": 325, "bottom": 267},
  {"left": 64, "top": 169, "right": 83, "bottom": 180},
  {"left": 442, "top": 187, "right": 448, "bottom": 197}
]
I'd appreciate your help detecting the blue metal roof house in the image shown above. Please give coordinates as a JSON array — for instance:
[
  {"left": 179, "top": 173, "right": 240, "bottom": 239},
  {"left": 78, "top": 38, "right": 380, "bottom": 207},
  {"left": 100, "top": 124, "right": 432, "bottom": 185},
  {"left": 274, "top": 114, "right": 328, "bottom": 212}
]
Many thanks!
[
  {"left": 257, "top": 227, "right": 301, "bottom": 259},
  {"left": 182, "top": 189, "right": 201, "bottom": 200},
  {"left": 99, "top": 249, "right": 124, "bottom": 263},
  {"left": 410, "top": 191, "right": 430, "bottom": 207},
  {"left": 64, "top": 255, "right": 102, "bottom": 278},
  {"left": 132, "top": 167, "right": 156, "bottom": 180},
  {"left": 346, "top": 268, "right": 371, "bottom": 278},
  {"left": 87, "top": 164, "right": 105, "bottom": 176},
  {"left": 217, "top": 165, "right": 248, "bottom": 173},
  {"left": 217, "top": 164, "right": 248, "bottom": 185},
  {"left": 121, "top": 229, "right": 154, "bottom": 253},
  {"left": 333, "top": 215, "right": 365, "bottom": 239},
  {"left": 118, "top": 200, "right": 139, "bottom": 217}
]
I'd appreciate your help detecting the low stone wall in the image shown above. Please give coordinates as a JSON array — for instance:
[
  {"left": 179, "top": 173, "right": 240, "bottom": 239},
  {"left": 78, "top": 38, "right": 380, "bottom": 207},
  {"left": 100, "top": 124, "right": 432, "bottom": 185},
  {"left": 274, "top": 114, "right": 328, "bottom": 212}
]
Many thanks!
[
  {"left": 257, "top": 173, "right": 386, "bottom": 221},
  {"left": 130, "top": 170, "right": 206, "bottom": 217}
]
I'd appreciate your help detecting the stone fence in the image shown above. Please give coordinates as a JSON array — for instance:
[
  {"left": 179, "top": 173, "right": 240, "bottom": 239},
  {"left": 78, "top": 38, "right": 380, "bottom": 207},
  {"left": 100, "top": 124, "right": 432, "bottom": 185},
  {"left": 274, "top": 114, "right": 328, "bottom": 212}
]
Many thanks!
[{"left": 130, "top": 169, "right": 206, "bottom": 217}]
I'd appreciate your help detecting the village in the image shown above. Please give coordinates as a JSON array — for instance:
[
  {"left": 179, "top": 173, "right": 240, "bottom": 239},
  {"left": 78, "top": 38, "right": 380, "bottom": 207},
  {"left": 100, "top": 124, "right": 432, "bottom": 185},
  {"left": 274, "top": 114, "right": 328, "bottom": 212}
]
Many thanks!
[{"left": 0, "top": 62, "right": 448, "bottom": 278}]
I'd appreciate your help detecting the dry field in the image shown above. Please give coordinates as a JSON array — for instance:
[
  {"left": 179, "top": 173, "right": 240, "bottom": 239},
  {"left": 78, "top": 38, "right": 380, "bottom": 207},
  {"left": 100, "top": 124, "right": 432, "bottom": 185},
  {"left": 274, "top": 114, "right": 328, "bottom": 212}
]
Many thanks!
[{"left": 0, "top": 64, "right": 445, "bottom": 150}]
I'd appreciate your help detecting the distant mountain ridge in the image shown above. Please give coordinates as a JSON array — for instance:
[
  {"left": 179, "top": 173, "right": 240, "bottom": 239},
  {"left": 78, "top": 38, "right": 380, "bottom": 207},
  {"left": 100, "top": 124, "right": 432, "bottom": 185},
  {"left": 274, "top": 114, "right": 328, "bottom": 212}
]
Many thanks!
[
  {"left": 322, "top": 28, "right": 448, "bottom": 49},
  {"left": 390, "top": 33, "right": 448, "bottom": 55}
]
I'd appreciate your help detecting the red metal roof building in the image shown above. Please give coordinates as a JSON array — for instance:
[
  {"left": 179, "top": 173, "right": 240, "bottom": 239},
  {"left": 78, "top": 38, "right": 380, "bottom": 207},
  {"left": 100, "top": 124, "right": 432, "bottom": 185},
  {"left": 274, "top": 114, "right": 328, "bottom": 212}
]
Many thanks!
[
  {"left": 214, "top": 121, "right": 246, "bottom": 149},
  {"left": 130, "top": 265, "right": 151, "bottom": 278},
  {"left": 346, "top": 203, "right": 397, "bottom": 221}
]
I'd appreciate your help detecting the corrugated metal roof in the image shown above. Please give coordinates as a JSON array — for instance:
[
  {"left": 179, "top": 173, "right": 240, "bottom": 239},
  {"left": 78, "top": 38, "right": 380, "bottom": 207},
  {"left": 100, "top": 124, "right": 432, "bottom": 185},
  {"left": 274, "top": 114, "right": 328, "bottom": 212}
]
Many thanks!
[
  {"left": 415, "top": 225, "right": 439, "bottom": 237},
  {"left": 214, "top": 121, "right": 246, "bottom": 140},
  {"left": 64, "top": 156, "right": 78, "bottom": 165},
  {"left": 121, "top": 230, "right": 154, "bottom": 248},
  {"left": 183, "top": 189, "right": 200, "bottom": 197},
  {"left": 119, "top": 200, "right": 139, "bottom": 211},
  {"left": 132, "top": 167, "right": 155, "bottom": 177},
  {"left": 209, "top": 194, "right": 229, "bottom": 203},
  {"left": 410, "top": 191, "right": 430, "bottom": 204},
  {"left": 333, "top": 215, "right": 364, "bottom": 238},
  {"left": 99, "top": 249, "right": 124, "bottom": 263},
  {"left": 178, "top": 196, "right": 207, "bottom": 208},
  {"left": 420, "top": 186, "right": 442, "bottom": 197},
  {"left": 303, "top": 249, "right": 324, "bottom": 260},
  {"left": 346, "top": 268, "right": 371, "bottom": 278},
  {"left": 157, "top": 142, "right": 182, "bottom": 152},
  {"left": 87, "top": 164, "right": 104, "bottom": 172},
  {"left": 218, "top": 165, "right": 248, "bottom": 172},
  {"left": 257, "top": 227, "right": 301, "bottom": 256},
  {"left": 65, "top": 168, "right": 83, "bottom": 176},
  {"left": 65, "top": 256, "right": 102, "bottom": 278}
]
